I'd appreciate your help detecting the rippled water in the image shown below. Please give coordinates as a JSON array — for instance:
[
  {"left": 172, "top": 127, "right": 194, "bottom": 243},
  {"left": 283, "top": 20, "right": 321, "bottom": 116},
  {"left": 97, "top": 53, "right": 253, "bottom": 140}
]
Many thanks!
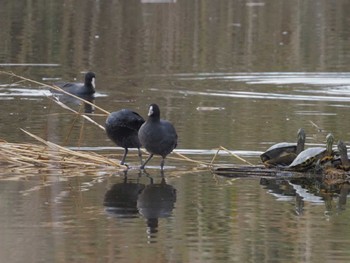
[{"left": 2, "top": 0, "right": 350, "bottom": 262}]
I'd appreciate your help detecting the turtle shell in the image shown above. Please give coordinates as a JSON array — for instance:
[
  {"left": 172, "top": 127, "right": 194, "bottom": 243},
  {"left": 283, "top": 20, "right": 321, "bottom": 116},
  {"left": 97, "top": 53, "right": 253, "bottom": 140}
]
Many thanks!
[
  {"left": 288, "top": 147, "right": 326, "bottom": 171},
  {"left": 260, "top": 142, "right": 297, "bottom": 167},
  {"left": 261, "top": 143, "right": 296, "bottom": 160},
  {"left": 261, "top": 128, "right": 306, "bottom": 168}
]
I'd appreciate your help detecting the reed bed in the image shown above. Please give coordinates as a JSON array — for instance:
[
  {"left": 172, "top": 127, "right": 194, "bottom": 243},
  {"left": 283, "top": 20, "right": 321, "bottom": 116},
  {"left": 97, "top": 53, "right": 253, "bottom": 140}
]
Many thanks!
[
  {"left": 0, "top": 71, "right": 120, "bottom": 171},
  {"left": 0, "top": 129, "right": 125, "bottom": 170},
  {"left": 2, "top": 71, "right": 349, "bottom": 200},
  {"left": 0, "top": 71, "right": 344, "bottom": 178},
  {"left": 0, "top": 71, "right": 232, "bottom": 172}
]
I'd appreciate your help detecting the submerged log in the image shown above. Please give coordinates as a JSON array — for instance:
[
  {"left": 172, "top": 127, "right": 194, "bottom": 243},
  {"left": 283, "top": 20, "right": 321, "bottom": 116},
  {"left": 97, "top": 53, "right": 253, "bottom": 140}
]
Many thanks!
[
  {"left": 212, "top": 164, "right": 307, "bottom": 178},
  {"left": 212, "top": 164, "right": 350, "bottom": 192}
]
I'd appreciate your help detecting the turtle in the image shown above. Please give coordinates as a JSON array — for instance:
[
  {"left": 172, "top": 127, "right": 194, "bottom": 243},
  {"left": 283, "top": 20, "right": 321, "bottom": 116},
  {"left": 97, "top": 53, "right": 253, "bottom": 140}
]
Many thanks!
[
  {"left": 260, "top": 128, "right": 306, "bottom": 168},
  {"left": 322, "top": 140, "right": 350, "bottom": 181},
  {"left": 329, "top": 140, "right": 350, "bottom": 171},
  {"left": 287, "top": 133, "right": 334, "bottom": 172}
]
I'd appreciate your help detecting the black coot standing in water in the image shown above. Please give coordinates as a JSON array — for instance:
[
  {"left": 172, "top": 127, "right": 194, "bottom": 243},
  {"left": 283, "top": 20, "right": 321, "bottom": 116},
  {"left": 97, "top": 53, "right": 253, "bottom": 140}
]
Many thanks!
[
  {"left": 138, "top": 104, "right": 178, "bottom": 171},
  {"left": 53, "top": 71, "right": 96, "bottom": 96},
  {"left": 105, "top": 109, "right": 145, "bottom": 165}
]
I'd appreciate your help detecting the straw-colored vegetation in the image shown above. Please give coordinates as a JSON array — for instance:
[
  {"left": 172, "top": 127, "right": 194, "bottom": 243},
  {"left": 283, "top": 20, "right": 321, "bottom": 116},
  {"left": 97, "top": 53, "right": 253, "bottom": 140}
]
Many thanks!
[
  {"left": 0, "top": 130, "right": 124, "bottom": 169},
  {"left": 0, "top": 71, "right": 128, "bottom": 171},
  {"left": 1, "top": 70, "right": 348, "bottom": 190},
  {"left": 1, "top": 71, "right": 248, "bottom": 172}
]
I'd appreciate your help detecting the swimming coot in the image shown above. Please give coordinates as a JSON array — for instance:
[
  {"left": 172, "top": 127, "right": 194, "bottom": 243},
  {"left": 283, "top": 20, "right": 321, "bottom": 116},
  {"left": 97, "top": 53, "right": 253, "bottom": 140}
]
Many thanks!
[
  {"left": 105, "top": 109, "right": 145, "bottom": 165},
  {"left": 138, "top": 104, "right": 178, "bottom": 170},
  {"left": 53, "top": 71, "right": 96, "bottom": 96}
]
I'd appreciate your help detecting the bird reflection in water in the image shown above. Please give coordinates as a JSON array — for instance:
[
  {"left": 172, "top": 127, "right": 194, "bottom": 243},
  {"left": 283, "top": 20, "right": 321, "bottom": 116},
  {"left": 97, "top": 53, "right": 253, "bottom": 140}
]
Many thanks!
[
  {"left": 50, "top": 92, "right": 95, "bottom": 114},
  {"left": 103, "top": 170, "right": 177, "bottom": 241},
  {"left": 137, "top": 171, "right": 177, "bottom": 240},
  {"left": 104, "top": 171, "right": 145, "bottom": 218},
  {"left": 81, "top": 95, "right": 95, "bottom": 114}
]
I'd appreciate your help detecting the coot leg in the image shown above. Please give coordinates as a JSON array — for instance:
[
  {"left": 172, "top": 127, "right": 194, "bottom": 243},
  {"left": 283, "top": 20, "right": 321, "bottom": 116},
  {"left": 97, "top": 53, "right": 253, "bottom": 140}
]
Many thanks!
[
  {"left": 137, "top": 148, "right": 143, "bottom": 166},
  {"left": 120, "top": 148, "right": 128, "bottom": 165},
  {"left": 160, "top": 157, "right": 165, "bottom": 171},
  {"left": 140, "top": 154, "right": 154, "bottom": 169}
]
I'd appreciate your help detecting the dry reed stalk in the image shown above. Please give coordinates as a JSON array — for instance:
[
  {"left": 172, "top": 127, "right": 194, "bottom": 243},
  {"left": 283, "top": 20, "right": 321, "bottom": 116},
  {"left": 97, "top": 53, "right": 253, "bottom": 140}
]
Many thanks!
[
  {"left": 0, "top": 130, "right": 127, "bottom": 169},
  {"left": 219, "top": 146, "right": 253, "bottom": 165},
  {"left": 48, "top": 96, "right": 105, "bottom": 131},
  {"left": 0, "top": 143, "right": 48, "bottom": 165},
  {"left": 2, "top": 142, "right": 97, "bottom": 169},
  {"left": 172, "top": 151, "right": 212, "bottom": 166},
  {"left": 22, "top": 129, "right": 123, "bottom": 167},
  {"left": 0, "top": 151, "right": 35, "bottom": 166},
  {"left": 138, "top": 147, "right": 211, "bottom": 167},
  {"left": 209, "top": 148, "right": 221, "bottom": 166},
  {"left": 78, "top": 116, "right": 86, "bottom": 146}
]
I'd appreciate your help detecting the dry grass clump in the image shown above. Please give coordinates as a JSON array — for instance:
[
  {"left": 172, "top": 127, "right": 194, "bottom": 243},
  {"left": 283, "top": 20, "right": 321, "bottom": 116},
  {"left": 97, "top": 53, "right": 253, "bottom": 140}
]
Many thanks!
[{"left": 0, "top": 129, "right": 125, "bottom": 170}]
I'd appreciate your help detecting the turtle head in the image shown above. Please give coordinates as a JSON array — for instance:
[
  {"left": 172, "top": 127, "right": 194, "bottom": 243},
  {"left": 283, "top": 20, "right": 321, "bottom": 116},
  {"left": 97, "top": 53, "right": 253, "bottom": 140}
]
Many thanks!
[
  {"left": 337, "top": 140, "right": 350, "bottom": 166},
  {"left": 296, "top": 128, "right": 306, "bottom": 153},
  {"left": 326, "top": 133, "right": 334, "bottom": 155}
]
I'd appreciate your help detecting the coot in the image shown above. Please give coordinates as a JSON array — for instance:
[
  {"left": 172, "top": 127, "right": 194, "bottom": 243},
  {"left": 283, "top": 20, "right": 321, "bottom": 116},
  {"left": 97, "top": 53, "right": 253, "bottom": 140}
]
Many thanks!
[
  {"left": 53, "top": 71, "right": 96, "bottom": 96},
  {"left": 138, "top": 104, "right": 178, "bottom": 170},
  {"left": 105, "top": 109, "right": 145, "bottom": 165}
]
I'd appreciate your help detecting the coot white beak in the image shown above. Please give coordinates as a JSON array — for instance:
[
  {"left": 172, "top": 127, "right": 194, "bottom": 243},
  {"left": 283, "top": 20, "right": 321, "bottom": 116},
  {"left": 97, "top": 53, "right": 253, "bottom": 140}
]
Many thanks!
[
  {"left": 148, "top": 105, "right": 153, "bottom": 116},
  {"left": 92, "top": 77, "right": 96, "bottom": 90}
]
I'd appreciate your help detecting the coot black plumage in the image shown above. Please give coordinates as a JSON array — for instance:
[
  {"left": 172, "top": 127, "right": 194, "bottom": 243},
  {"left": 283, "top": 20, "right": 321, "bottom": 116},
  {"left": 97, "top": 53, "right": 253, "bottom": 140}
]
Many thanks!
[
  {"left": 105, "top": 109, "right": 145, "bottom": 165},
  {"left": 54, "top": 71, "right": 96, "bottom": 96},
  {"left": 138, "top": 104, "right": 178, "bottom": 170}
]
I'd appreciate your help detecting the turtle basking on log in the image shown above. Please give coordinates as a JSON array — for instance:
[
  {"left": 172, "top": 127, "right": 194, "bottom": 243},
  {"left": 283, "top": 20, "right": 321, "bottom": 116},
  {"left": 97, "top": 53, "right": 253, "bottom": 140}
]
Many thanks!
[
  {"left": 331, "top": 140, "right": 350, "bottom": 171},
  {"left": 287, "top": 133, "right": 335, "bottom": 172},
  {"left": 322, "top": 140, "right": 350, "bottom": 180},
  {"left": 260, "top": 128, "right": 306, "bottom": 168}
]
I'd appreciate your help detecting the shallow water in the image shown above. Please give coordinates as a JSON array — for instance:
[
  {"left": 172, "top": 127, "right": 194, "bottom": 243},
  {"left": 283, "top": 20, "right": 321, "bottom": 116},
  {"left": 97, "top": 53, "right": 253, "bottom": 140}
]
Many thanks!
[{"left": 2, "top": 0, "right": 350, "bottom": 262}]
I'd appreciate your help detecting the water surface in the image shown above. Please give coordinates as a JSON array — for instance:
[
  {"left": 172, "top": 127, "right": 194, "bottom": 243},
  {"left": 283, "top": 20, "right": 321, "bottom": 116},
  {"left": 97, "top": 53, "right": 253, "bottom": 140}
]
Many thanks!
[{"left": 1, "top": 1, "right": 350, "bottom": 262}]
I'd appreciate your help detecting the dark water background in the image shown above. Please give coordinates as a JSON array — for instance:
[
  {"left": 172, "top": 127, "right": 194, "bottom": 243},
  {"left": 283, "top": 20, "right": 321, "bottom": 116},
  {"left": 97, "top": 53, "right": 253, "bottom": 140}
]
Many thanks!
[{"left": 1, "top": 0, "right": 350, "bottom": 262}]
